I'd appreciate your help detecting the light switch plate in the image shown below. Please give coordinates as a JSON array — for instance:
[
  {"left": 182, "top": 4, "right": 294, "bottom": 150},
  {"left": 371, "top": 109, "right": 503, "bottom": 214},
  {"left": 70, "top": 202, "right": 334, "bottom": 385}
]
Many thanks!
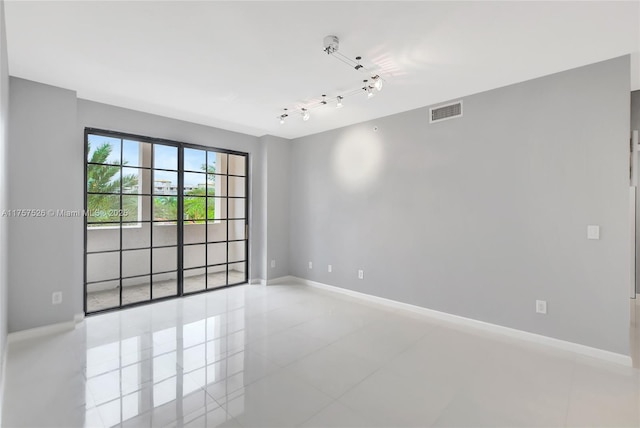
[{"left": 587, "top": 225, "right": 600, "bottom": 240}]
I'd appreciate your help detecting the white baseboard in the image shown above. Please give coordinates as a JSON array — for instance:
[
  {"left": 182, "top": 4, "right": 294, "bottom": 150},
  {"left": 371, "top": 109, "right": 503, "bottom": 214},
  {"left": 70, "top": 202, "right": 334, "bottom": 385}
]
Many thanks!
[
  {"left": 250, "top": 278, "right": 266, "bottom": 286},
  {"left": 74, "top": 313, "right": 85, "bottom": 324},
  {"left": 7, "top": 320, "right": 75, "bottom": 344},
  {"left": 296, "top": 277, "right": 633, "bottom": 367},
  {"left": 267, "top": 275, "right": 299, "bottom": 286}
]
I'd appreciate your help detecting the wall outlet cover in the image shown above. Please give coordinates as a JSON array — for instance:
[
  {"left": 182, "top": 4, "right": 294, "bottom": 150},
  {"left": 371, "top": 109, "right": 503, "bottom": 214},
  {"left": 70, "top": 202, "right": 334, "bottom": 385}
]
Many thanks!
[
  {"left": 587, "top": 225, "right": 600, "bottom": 240},
  {"left": 536, "top": 300, "right": 547, "bottom": 314},
  {"left": 52, "top": 292, "right": 63, "bottom": 305}
]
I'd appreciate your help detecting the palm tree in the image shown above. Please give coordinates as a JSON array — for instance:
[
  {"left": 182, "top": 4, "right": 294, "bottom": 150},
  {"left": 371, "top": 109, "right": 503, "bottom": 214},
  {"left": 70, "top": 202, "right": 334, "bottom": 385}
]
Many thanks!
[{"left": 87, "top": 142, "right": 138, "bottom": 223}]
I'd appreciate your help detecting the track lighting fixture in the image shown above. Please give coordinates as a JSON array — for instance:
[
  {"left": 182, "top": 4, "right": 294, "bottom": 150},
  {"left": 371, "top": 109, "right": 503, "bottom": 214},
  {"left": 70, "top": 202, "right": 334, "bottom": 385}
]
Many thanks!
[
  {"left": 274, "top": 36, "right": 389, "bottom": 124},
  {"left": 279, "top": 108, "right": 288, "bottom": 124},
  {"left": 354, "top": 56, "right": 363, "bottom": 71},
  {"left": 363, "top": 80, "right": 375, "bottom": 98}
]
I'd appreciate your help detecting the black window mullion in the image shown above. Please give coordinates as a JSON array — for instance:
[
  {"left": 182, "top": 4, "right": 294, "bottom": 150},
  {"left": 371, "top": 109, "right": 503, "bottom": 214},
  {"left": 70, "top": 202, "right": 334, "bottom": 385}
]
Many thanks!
[
  {"left": 244, "top": 154, "right": 249, "bottom": 284},
  {"left": 119, "top": 138, "right": 124, "bottom": 308},
  {"left": 150, "top": 146, "right": 154, "bottom": 300},
  {"left": 178, "top": 147, "right": 184, "bottom": 296},
  {"left": 225, "top": 164, "right": 229, "bottom": 287}
]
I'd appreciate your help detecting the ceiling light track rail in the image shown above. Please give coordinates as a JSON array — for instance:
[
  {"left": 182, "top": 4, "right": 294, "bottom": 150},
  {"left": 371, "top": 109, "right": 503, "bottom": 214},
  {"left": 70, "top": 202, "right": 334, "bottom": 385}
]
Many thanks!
[{"left": 276, "top": 35, "right": 387, "bottom": 125}]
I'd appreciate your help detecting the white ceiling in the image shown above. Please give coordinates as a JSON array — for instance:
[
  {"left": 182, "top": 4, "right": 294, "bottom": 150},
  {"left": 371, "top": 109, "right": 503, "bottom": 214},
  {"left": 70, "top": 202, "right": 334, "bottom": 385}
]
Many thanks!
[{"left": 4, "top": 1, "right": 640, "bottom": 139}]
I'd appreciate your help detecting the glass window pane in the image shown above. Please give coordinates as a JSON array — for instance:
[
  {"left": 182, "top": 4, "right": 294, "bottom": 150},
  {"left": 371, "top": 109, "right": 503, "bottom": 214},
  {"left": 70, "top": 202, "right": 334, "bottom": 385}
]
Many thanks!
[
  {"left": 122, "top": 167, "right": 149, "bottom": 195},
  {"left": 122, "top": 222, "right": 150, "bottom": 250},
  {"left": 211, "top": 152, "right": 227, "bottom": 175},
  {"left": 228, "top": 154, "right": 245, "bottom": 176},
  {"left": 121, "top": 195, "right": 142, "bottom": 222},
  {"left": 154, "top": 196, "right": 177, "bottom": 221},
  {"left": 153, "top": 246, "right": 177, "bottom": 272},
  {"left": 154, "top": 145, "right": 178, "bottom": 170},
  {"left": 184, "top": 223, "right": 206, "bottom": 245},
  {"left": 228, "top": 176, "right": 245, "bottom": 197},
  {"left": 228, "top": 262, "right": 246, "bottom": 284},
  {"left": 184, "top": 148, "right": 207, "bottom": 172},
  {"left": 87, "top": 252, "right": 119, "bottom": 283},
  {"left": 87, "top": 281, "right": 120, "bottom": 312},
  {"left": 229, "top": 198, "right": 244, "bottom": 219},
  {"left": 122, "top": 140, "right": 141, "bottom": 167},
  {"left": 184, "top": 172, "right": 207, "bottom": 195},
  {"left": 87, "top": 195, "right": 120, "bottom": 224},
  {"left": 153, "top": 272, "right": 177, "bottom": 299},
  {"left": 206, "top": 173, "right": 217, "bottom": 196},
  {"left": 228, "top": 220, "right": 245, "bottom": 241},
  {"left": 87, "top": 226, "right": 119, "bottom": 252},
  {"left": 228, "top": 241, "right": 245, "bottom": 263},
  {"left": 87, "top": 164, "right": 120, "bottom": 194},
  {"left": 153, "top": 171, "right": 178, "bottom": 195},
  {"left": 207, "top": 221, "right": 227, "bottom": 242},
  {"left": 184, "top": 268, "right": 206, "bottom": 294},
  {"left": 184, "top": 196, "right": 209, "bottom": 222},
  {"left": 207, "top": 266, "right": 227, "bottom": 289},
  {"left": 153, "top": 223, "right": 177, "bottom": 247},
  {"left": 207, "top": 243, "right": 226, "bottom": 266},
  {"left": 123, "top": 139, "right": 151, "bottom": 168},
  {"left": 87, "top": 134, "right": 120, "bottom": 165},
  {"left": 122, "top": 249, "right": 150, "bottom": 277},
  {"left": 208, "top": 197, "right": 225, "bottom": 220},
  {"left": 184, "top": 244, "right": 205, "bottom": 269},
  {"left": 122, "top": 276, "right": 150, "bottom": 305}
]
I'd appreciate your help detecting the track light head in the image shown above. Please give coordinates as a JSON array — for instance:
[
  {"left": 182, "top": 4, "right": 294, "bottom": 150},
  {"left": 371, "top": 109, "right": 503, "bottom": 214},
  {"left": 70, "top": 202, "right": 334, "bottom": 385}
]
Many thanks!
[
  {"left": 321, "top": 94, "right": 327, "bottom": 105},
  {"left": 323, "top": 35, "right": 339, "bottom": 55},
  {"left": 279, "top": 108, "right": 288, "bottom": 124},
  {"left": 372, "top": 75, "right": 383, "bottom": 91},
  {"left": 336, "top": 96, "right": 343, "bottom": 108},
  {"left": 301, "top": 108, "right": 310, "bottom": 121}
]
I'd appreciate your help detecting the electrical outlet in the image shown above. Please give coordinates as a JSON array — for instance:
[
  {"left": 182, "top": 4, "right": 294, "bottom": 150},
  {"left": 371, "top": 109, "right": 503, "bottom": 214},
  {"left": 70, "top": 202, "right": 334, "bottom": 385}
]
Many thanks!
[
  {"left": 536, "top": 300, "right": 547, "bottom": 314},
  {"left": 52, "top": 291, "right": 63, "bottom": 305},
  {"left": 358, "top": 269, "right": 364, "bottom": 280},
  {"left": 309, "top": 261, "right": 313, "bottom": 269},
  {"left": 328, "top": 264, "right": 332, "bottom": 273},
  {"left": 271, "top": 260, "right": 276, "bottom": 268}
]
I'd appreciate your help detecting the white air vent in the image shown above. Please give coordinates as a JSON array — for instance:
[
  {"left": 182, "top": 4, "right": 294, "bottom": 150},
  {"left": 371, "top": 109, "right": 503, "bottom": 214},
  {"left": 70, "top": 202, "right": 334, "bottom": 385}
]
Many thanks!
[{"left": 430, "top": 100, "right": 463, "bottom": 123}]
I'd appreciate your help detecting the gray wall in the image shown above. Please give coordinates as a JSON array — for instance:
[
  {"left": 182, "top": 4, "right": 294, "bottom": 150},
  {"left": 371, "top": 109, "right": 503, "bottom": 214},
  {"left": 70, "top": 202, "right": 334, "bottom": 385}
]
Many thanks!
[
  {"left": 289, "top": 56, "right": 632, "bottom": 355},
  {"left": 632, "top": 90, "right": 640, "bottom": 294},
  {"left": 8, "top": 78, "right": 79, "bottom": 332},
  {"left": 632, "top": 90, "right": 640, "bottom": 133},
  {"left": 0, "top": 0, "right": 9, "bottom": 368},
  {"left": 263, "top": 135, "right": 291, "bottom": 280}
]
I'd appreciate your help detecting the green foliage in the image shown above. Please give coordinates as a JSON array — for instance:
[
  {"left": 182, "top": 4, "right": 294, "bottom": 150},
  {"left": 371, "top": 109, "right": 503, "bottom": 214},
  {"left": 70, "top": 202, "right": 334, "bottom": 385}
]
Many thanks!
[
  {"left": 182, "top": 163, "right": 216, "bottom": 222},
  {"left": 87, "top": 141, "right": 139, "bottom": 224},
  {"left": 87, "top": 146, "right": 217, "bottom": 224}
]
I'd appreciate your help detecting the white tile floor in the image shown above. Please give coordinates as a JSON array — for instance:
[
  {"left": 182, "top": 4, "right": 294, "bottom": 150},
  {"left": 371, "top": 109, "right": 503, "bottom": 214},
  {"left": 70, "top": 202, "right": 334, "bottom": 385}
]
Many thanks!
[{"left": 2, "top": 283, "right": 640, "bottom": 427}]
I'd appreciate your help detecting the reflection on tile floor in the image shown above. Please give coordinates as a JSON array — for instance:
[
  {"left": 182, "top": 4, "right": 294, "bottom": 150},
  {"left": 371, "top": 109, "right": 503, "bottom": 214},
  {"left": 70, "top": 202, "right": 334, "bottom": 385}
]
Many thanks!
[
  {"left": 3, "top": 283, "right": 640, "bottom": 427},
  {"left": 87, "top": 270, "right": 246, "bottom": 312}
]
